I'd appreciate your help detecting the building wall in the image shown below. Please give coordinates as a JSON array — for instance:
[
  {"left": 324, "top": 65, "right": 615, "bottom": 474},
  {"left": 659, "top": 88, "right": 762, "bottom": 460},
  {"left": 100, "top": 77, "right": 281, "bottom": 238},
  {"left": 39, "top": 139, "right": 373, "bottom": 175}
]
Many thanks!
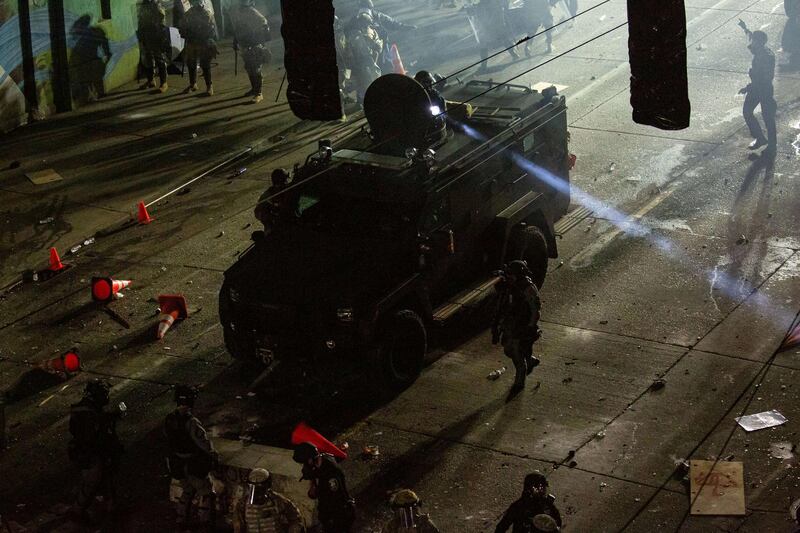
[{"left": 0, "top": 0, "right": 139, "bottom": 133}]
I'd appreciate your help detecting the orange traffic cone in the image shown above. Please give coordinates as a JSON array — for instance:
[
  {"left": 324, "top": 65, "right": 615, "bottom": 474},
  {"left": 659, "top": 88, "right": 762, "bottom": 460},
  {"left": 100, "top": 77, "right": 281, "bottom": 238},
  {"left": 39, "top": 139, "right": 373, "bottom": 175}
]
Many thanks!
[
  {"left": 779, "top": 322, "right": 800, "bottom": 352},
  {"left": 390, "top": 44, "right": 406, "bottom": 75},
  {"left": 39, "top": 349, "right": 81, "bottom": 374},
  {"left": 156, "top": 294, "right": 188, "bottom": 340},
  {"left": 136, "top": 201, "right": 153, "bottom": 225},
  {"left": 291, "top": 422, "right": 348, "bottom": 460},
  {"left": 48, "top": 247, "right": 65, "bottom": 271},
  {"left": 92, "top": 277, "right": 132, "bottom": 302}
]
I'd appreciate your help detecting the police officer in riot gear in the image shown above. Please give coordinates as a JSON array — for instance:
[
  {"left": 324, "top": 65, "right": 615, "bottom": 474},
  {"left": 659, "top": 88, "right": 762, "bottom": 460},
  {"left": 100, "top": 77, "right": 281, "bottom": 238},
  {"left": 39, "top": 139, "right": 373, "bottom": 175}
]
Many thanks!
[
  {"left": 520, "top": 0, "right": 557, "bottom": 55},
  {"left": 492, "top": 260, "right": 542, "bottom": 395},
  {"left": 738, "top": 28, "right": 777, "bottom": 151},
  {"left": 292, "top": 442, "right": 356, "bottom": 532},
  {"left": 470, "top": 0, "right": 520, "bottom": 73},
  {"left": 164, "top": 385, "right": 218, "bottom": 528},
  {"left": 381, "top": 489, "right": 440, "bottom": 533},
  {"left": 179, "top": 0, "right": 218, "bottom": 95},
  {"left": 137, "top": 0, "right": 170, "bottom": 92},
  {"left": 255, "top": 167, "right": 291, "bottom": 230},
  {"left": 350, "top": 13, "right": 384, "bottom": 104},
  {"left": 240, "top": 468, "right": 304, "bottom": 532},
  {"left": 230, "top": 0, "right": 272, "bottom": 104},
  {"left": 495, "top": 472, "right": 562, "bottom": 532},
  {"left": 68, "top": 379, "right": 124, "bottom": 522}
]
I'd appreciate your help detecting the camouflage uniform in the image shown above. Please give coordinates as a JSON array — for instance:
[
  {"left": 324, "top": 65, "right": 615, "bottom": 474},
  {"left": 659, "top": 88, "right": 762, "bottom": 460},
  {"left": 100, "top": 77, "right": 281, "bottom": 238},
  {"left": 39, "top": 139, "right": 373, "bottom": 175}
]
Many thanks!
[
  {"left": 230, "top": 1, "right": 272, "bottom": 101},
  {"left": 179, "top": 0, "right": 218, "bottom": 93},
  {"left": 349, "top": 18, "right": 383, "bottom": 103},
  {"left": 495, "top": 270, "right": 542, "bottom": 390},
  {"left": 242, "top": 490, "right": 304, "bottom": 532},
  {"left": 520, "top": 0, "right": 554, "bottom": 55},
  {"left": 137, "top": 0, "right": 170, "bottom": 89}
]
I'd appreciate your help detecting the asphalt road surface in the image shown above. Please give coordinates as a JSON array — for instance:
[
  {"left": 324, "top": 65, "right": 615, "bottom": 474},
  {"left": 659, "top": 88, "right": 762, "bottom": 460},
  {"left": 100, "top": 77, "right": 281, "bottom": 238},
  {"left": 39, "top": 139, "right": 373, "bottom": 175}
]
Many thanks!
[{"left": 2, "top": 0, "right": 800, "bottom": 531}]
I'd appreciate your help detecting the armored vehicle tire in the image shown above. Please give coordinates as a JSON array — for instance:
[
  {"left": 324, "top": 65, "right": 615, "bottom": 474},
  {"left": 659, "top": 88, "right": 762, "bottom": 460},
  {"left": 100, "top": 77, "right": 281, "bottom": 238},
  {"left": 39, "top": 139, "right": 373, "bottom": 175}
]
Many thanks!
[
  {"left": 374, "top": 309, "right": 427, "bottom": 391},
  {"left": 222, "top": 326, "right": 245, "bottom": 360},
  {"left": 509, "top": 225, "right": 549, "bottom": 289}
]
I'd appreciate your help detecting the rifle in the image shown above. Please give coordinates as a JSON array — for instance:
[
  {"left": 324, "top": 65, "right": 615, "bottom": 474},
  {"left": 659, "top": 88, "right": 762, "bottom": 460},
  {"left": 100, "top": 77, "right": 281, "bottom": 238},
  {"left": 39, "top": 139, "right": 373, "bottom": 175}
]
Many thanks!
[
  {"left": 490, "top": 272, "right": 508, "bottom": 344},
  {"left": 234, "top": 44, "right": 238, "bottom": 76},
  {"left": 275, "top": 71, "right": 286, "bottom": 102}
]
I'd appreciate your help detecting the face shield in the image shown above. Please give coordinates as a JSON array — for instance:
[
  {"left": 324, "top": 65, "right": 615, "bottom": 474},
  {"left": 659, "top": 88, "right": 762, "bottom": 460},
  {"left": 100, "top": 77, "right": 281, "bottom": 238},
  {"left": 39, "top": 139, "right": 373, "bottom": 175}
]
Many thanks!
[
  {"left": 247, "top": 481, "right": 268, "bottom": 506},
  {"left": 396, "top": 505, "right": 417, "bottom": 528}
]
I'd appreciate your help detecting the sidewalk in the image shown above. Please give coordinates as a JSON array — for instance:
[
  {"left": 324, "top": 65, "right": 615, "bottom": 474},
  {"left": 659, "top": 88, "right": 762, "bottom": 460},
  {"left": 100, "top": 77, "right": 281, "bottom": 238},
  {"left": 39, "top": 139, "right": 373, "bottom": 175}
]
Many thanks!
[{"left": 0, "top": 37, "right": 303, "bottom": 289}]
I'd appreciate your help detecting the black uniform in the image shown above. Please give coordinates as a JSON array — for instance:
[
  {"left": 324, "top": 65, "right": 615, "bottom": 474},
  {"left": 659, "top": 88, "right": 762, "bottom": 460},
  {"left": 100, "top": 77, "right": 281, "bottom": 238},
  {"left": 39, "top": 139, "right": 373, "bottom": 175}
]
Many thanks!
[
  {"left": 307, "top": 454, "right": 355, "bottom": 532},
  {"left": 493, "top": 275, "right": 542, "bottom": 389},
  {"left": 783, "top": 0, "right": 800, "bottom": 66},
  {"left": 743, "top": 43, "right": 777, "bottom": 147},
  {"left": 472, "top": 0, "right": 520, "bottom": 71},
  {"left": 68, "top": 398, "right": 123, "bottom": 513},
  {"left": 164, "top": 408, "right": 216, "bottom": 521},
  {"left": 495, "top": 494, "right": 562, "bottom": 533}
]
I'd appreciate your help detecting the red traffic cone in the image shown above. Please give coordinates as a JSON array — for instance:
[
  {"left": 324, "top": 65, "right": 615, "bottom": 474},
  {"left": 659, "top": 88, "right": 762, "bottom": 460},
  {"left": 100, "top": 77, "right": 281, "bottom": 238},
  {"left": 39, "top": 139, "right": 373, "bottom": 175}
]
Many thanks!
[
  {"left": 39, "top": 349, "right": 81, "bottom": 374},
  {"left": 92, "top": 277, "right": 132, "bottom": 302},
  {"left": 48, "top": 247, "right": 65, "bottom": 271},
  {"left": 136, "top": 201, "right": 153, "bottom": 225},
  {"left": 390, "top": 43, "right": 406, "bottom": 75},
  {"left": 779, "top": 322, "right": 800, "bottom": 352},
  {"left": 156, "top": 294, "right": 188, "bottom": 340},
  {"left": 291, "top": 422, "right": 348, "bottom": 460}
]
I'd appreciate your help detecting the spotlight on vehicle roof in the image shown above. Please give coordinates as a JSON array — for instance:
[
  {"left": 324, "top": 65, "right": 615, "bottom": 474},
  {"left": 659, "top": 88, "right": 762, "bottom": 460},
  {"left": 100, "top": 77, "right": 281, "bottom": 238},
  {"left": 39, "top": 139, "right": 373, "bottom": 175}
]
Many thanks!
[{"left": 430, "top": 105, "right": 441, "bottom": 116}]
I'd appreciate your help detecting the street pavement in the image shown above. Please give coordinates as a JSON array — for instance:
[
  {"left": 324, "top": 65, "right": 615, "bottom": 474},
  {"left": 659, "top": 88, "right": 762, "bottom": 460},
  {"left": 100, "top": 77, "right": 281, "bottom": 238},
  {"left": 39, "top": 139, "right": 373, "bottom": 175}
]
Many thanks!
[{"left": 2, "top": 0, "right": 800, "bottom": 531}]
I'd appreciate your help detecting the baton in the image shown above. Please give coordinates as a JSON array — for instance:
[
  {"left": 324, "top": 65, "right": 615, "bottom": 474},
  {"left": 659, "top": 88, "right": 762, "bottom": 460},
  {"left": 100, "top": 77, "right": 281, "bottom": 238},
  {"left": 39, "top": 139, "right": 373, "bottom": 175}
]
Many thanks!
[{"left": 275, "top": 70, "right": 286, "bottom": 102}]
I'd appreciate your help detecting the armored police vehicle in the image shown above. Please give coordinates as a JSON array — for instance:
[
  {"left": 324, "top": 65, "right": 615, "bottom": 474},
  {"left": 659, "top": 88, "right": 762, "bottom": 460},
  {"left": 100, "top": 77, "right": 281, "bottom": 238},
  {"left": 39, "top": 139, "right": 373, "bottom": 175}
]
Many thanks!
[{"left": 219, "top": 74, "right": 572, "bottom": 390}]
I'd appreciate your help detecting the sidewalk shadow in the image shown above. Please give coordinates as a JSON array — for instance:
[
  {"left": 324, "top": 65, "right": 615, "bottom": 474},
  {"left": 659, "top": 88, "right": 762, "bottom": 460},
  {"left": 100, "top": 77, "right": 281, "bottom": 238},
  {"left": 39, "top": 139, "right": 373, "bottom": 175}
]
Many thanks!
[{"left": 68, "top": 15, "right": 112, "bottom": 107}]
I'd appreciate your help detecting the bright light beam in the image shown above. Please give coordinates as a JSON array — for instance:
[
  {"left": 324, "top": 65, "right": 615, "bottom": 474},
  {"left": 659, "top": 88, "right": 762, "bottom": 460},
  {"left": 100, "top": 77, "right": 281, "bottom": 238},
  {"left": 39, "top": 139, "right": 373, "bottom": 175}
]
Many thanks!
[{"left": 453, "top": 119, "right": 793, "bottom": 326}]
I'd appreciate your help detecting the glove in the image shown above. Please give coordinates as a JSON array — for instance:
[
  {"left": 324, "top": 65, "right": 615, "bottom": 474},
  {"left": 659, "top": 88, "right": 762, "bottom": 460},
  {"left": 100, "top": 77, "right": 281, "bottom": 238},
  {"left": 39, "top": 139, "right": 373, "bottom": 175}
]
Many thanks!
[
  {"left": 525, "top": 325, "right": 541, "bottom": 342},
  {"left": 233, "top": 42, "right": 240, "bottom": 51},
  {"left": 738, "top": 85, "right": 749, "bottom": 95}
]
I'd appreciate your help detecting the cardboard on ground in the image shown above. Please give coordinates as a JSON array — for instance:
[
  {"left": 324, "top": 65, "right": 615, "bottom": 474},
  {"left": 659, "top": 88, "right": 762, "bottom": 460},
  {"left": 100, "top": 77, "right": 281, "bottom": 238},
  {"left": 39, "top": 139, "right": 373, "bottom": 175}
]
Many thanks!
[
  {"left": 689, "top": 460, "right": 745, "bottom": 515},
  {"left": 531, "top": 82, "right": 569, "bottom": 93},
  {"left": 26, "top": 169, "right": 63, "bottom": 185}
]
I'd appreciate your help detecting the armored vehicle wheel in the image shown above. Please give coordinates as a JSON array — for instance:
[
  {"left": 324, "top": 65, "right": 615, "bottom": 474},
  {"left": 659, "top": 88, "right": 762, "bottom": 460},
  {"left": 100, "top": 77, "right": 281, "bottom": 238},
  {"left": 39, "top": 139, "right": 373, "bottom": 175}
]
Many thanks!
[
  {"left": 374, "top": 309, "right": 427, "bottom": 391},
  {"left": 509, "top": 225, "right": 549, "bottom": 289}
]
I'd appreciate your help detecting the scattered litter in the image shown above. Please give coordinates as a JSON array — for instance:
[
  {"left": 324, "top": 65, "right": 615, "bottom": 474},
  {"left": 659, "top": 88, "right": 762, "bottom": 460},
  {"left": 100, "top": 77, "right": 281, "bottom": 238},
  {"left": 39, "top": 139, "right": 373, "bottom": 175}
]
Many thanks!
[
  {"left": 242, "top": 223, "right": 251, "bottom": 230},
  {"left": 769, "top": 441, "right": 794, "bottom": 460},
  {"left": 736, "top": 234, "right": 748, "bottom": 245},
  {"left": 590, "top": 75, "right": 596, "bottom": 80},
  {"left": 217, "top": 231, "right": 225, "bottom": 238},
  {"left": 177, "top": 187, "right": 191, "bottom": 196},
  {"left": 487, "top": 367, "right": 506, "bottom": 380},
  {"left": 38, "top": 217, "right": 54, "bottom": 225},
  {"left": 38, "top": 394, "right": 55, "bottom": 407},
  {"left": 246, "top": 391, "right": 256, "bottom": 397},
  {"left": 595, "top": 430, "right": 606, "bottom": 439},
  {"left": 362, "top": 445, "right": 380, "bottom": 458},
  {"left": 27, "top": 169, "right": 63, "bottom": 185},
  {"left": 625, "top": 176, "right": 641, "bottom": 183},
  {"left": 649, "top": 378, "right": 666, "bottom": 392},
  {"left": 607, "top": 162, "right": 615, "bottom": 172},
  {"left": 235, "top": 395, "right": 243, "bottom": 400},
  {"left": 673, "top": 459, "right": 690, "bottom": 478},
  {"left": 83, "top": 237, "right": 95, "bottom": 246},
  {"left": 191, "top": 133, "right": 198, "bottom": 139},
  {"left": 562, "top": 377, "right": 573, "bottom": 384},
  {"left": 70, "top": 244, "right": 82, "bottom": 254},
  {"left": 735, "top": 409, "right": 787, "bottom": 432},
  {"left": 599, "top": 482, "right": 608, "bottom": 490},
  {"left": 568, "top": 460, "right": 577, "bottom": 468},
  {"left": 598, "top": 14, "right": 607, "bottom": 22},
  {"left": 163, "top": 346, "right": 171, "bottom": 351},
  {"left": 696, "top": 43, "right": 706, "bottom": 51},
  {"left": 599, "top": 320, "right": 608, "bottom": 325},
  {"left": 689, "top": 460, "right": 745, "bottom": 515},
  {"left": 724, "top": 454, "right": 735, "bottom": 461},
  {"left": 230, "top": 167, "right": 247, "bottom": 178}
]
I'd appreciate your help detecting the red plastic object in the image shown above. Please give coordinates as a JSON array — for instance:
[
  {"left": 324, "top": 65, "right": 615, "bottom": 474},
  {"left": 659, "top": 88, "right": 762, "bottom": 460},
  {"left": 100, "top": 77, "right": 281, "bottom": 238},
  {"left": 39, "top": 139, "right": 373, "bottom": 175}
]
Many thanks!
[
  {"left": 48, "top": 247, "right": 65, "bottom": 271},
  {"left": 291, "top": 422, "right": 348, "bottom": 460},
  {"left": 136, "top": 201, "right": 153, "bottom": 224},
  {"left": 92, "top": 277, "right": 131, "bottom": 302}
]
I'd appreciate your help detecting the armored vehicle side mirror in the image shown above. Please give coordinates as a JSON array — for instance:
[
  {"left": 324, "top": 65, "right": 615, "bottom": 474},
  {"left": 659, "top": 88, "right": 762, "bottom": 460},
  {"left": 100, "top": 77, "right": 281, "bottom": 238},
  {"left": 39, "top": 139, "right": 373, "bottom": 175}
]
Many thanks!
[
  {"left": 250, "top": 230, "right": 265, "bottom": 242},
  {"left": 430, "top": 229, "right": 455, "bottom": 256}
]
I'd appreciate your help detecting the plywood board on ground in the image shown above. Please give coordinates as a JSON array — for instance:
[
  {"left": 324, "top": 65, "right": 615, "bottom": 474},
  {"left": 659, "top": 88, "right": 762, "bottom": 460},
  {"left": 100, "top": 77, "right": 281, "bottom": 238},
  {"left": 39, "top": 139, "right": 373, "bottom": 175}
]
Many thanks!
[{"left": 689, "top": 460, "right": 745, "bottom": 515}]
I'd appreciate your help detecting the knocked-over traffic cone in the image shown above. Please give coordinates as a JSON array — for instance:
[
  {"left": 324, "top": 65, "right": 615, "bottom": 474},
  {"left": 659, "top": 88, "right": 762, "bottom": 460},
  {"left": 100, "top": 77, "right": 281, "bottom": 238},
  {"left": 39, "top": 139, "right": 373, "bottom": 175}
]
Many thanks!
[
  {"left": 136, "top": 201, "right": 153, "bottom": 224},
  {"left": 291, "top": 422, "right": 348, "bottom": 460},
  {"left": 48, "top": 247, "right": 65, "bottom": 271},
  {"left": 779, "top": 322, "right": 800, "bottom": 352},
  {"left": 390, "top": 43, "right": 406, "bottom": 75},
  {"left": 156, "top": 294, "right": 188, "bottom": 340},
  {"left": 39, "top": 349, "right": 81, "bottom": 374},
  {"left": 92, "top": 277, "right": 132, "bottom": 302}
]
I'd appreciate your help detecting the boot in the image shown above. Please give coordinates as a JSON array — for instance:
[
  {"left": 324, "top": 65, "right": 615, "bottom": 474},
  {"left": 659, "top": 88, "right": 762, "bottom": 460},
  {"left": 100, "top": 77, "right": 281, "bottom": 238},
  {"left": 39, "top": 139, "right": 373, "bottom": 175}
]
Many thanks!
[
  {"left": 206, "top": 83, "right": 214, "bottom": 96},
  {"left": 251, "top": 93, "right": 263, "bottom": 104},
  {"left": 159, "top": 82, "right": 169, "bottom": 93}
]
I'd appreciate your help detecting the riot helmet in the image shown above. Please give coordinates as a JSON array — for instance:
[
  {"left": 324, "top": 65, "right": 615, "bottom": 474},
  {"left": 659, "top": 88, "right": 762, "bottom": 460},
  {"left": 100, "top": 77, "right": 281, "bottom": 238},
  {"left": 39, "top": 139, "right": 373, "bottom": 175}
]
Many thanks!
[
  {"left": 247, "top": 468, "right": 272, "bottom": 505},
  {"left": 414, "top": 71, "right": 437, "bottom": 90},
  {"left": 359, "top": 0, "right": 374, "bottom": 9},
  {"left": 292, "top": 442, "right": 319, "bottom": 464},
  {"left": 271, "top": 168, "right": 289, "bottom": 187},
  {"left": 523, "top": 471, "right": 548, "bottom": 498},
  {"left": 174, "top": 384, "right": 198, "bottom": 407},
  {"left": 84, "top": 378, "right": 111, "bottom": 406},
  {"left": 749, "top": 30, "right": 768, "bottom": 48},
  {"left": 390, "top": 489, "right": 421, "bottom": 527},
  {"left": 505, "top": 259, "right": 531, "bottom": 282},
  {"left": 355, "top": 12, "right": 374, "bottom": 29},
  {"left": 791, "top": 498, "right": 800, "bottom": 524}
]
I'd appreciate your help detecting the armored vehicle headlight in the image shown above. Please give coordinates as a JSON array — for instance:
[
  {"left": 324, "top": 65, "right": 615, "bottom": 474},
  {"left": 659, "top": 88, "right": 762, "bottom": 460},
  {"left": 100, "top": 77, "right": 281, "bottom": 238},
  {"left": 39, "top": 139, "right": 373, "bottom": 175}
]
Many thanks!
[
  {"left": 336, "top": 307, "right": 354, "bottom": 322},
  {"left": 430, "top": 105, "right": 441, "bottom": 116},
  {"left": 229, "top": 288, "right": 240, "bottom": 303}
]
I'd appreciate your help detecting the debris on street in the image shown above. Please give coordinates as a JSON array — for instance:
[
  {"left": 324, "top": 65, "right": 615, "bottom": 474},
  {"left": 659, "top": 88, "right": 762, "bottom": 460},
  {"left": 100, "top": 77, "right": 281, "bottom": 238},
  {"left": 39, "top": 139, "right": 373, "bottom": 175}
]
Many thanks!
[
  {"left": 487, "top": 367, "right": 506, "bottom": 380},
  {"left": 735, "top": 410, "right": 787, "bottom": 432},
  {"left": 689, "top": 460, "right": 745, "bottom": 515}
]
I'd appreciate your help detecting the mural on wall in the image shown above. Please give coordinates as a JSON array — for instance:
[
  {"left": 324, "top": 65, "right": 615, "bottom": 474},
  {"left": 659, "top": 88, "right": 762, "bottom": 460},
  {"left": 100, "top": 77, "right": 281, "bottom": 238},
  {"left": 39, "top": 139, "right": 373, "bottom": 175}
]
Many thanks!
[{"left": 0, "top": 0, "right": 140, "bottom": 132}]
